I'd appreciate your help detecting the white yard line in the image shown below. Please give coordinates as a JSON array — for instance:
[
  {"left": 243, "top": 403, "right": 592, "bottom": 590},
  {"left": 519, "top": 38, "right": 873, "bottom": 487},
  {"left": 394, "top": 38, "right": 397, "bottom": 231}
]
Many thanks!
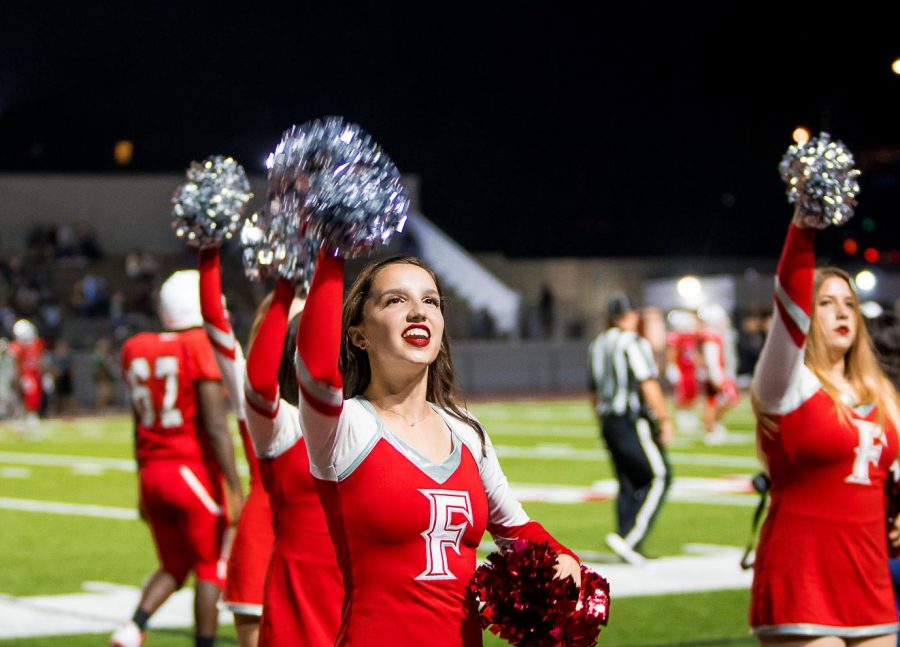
[
  {"left": 0, "top": 451, "right": 135, "bottom": 471},
  {"left": 0, "top": 544, "right": 753, "bottom": 639},
  {"left": 0, "top": 583, "right": 233, "bottom": 639},
  {"left": 0, "top": 475, "right": 758, "bottom": 523},
  {"left": 0, "top": 451, "right": 249, "bottom": 476},
  {"left": 0, "top": 447, "right": 759, "bottom": 472},
  {"left": 494, "top": 445, "right": 761, "bottom": 468},
  {"left": 0, "top": 497, "right": 137, "bottom": 520}
]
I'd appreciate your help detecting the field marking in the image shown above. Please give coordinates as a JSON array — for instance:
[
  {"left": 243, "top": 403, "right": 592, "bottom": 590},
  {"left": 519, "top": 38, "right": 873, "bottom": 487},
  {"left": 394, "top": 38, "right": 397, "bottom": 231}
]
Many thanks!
[
  {"left": 0, "top": 582, "right": 232, "bottom": 639},
  {"left": 478, "top": 540, "right": 752, "bottom": 597},
  {"left": 0, "top": 497, "right": 138, "bottom": 520},
  {"left": 494, "top": 444, "right": 761, "bottom": 468},
  {"left": 0, "top": 467, "right": 30, "bottom": 478},
  {"left": 0, "top": 451, "right": 250, "bottom": 477},
  {"left": 0, "top": 475, "right": 757, "bottom": 525},
  {"left": 508, "top": 477, "right": 758, "bottom": 506},
  {"left": 0, "top": 543, "right": 753, "bottom": 640},
  {"left": 0, "top": 452, "right": 134, "bottom": 471},
  {"left": 0, "top": 447, "right": 759, "bottom": 474}
]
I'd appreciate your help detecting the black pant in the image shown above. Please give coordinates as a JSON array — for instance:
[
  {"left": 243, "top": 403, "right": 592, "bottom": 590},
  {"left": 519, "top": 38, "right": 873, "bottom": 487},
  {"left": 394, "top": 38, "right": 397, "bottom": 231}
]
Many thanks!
[{"left": 600, "top": 414, "right": 672, "bottom": 551}]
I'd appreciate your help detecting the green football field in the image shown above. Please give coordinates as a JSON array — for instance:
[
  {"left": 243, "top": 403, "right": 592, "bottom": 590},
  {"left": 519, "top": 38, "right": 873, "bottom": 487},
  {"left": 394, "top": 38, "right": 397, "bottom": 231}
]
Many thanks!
[{"left": 0, "top": 398, "right": 762, "bottom": 646}]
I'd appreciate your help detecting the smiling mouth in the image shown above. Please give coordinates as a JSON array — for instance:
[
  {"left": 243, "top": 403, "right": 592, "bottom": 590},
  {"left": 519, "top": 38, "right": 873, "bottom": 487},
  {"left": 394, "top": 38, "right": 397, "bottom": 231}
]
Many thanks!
[{"left": 402, "top": 325, "right": 431, "bottom": 347}]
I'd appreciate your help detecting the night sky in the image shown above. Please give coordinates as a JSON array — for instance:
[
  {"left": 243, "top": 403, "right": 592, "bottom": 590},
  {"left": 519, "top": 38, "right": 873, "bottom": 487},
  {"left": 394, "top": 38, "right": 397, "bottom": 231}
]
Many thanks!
[{"left": 2, "top": 4, "right": 900, "bottom": 259}]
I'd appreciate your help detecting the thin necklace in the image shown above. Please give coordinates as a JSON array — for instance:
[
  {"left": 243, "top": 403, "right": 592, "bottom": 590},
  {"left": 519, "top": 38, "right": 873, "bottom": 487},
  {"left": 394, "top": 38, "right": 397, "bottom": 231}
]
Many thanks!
[{"left": 371, "top": 400, "right": 432, "bottom": 427}]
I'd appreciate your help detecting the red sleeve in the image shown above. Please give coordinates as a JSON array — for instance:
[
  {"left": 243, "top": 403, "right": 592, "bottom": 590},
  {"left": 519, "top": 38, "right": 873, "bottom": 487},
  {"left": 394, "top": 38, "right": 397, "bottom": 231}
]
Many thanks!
[
  {"left": 774, "top": 224, "right": 815, "bottom": 347},
  {"left": 198, "top": 247, "right": 236, "bottom": 359},
  {"left": 244, "top": 278, "right": 295, "bottom": 409},
  {"left": 296, "top": 250, "right": 345, "bottom": 414}
]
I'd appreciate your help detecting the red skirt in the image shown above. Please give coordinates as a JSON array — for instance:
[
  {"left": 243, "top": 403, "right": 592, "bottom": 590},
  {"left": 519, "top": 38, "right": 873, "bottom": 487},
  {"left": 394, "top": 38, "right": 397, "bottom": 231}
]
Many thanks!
[
  {"left": 222, "top": 482, "right": 275, "bottom": 615},
  {"left": 751, "top": 507, "right": 898, "bottom": 637},
  {"left": 258, "top": 531, "right": 343, "bottom": 646}
]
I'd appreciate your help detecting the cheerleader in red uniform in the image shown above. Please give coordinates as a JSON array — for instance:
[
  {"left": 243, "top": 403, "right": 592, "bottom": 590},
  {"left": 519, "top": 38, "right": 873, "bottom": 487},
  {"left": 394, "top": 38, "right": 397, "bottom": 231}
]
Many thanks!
[
  {"left": 199, "top": 249, "right": 342, "bottom": 646},
  {"left": 198, "top": 249, "right": 275, "bottom": 647},
  {"left": 750, "top": 209, "right": 900, "bottom": 644},
  {"left": 295, "top": 251, "right": 581, "bottom": 646},
  {"left": 242, "top": 277, "right": 343, "bottom": 646}
]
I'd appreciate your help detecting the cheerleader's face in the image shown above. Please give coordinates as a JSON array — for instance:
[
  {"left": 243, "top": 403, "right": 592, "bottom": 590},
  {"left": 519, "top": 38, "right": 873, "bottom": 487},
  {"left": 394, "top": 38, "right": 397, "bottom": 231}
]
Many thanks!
[
  {"left": 352, "top": 263, "right": 444, "bottom": 370},
  {"left": 815, "top": 276, "right": 857, "bottom": 357}
]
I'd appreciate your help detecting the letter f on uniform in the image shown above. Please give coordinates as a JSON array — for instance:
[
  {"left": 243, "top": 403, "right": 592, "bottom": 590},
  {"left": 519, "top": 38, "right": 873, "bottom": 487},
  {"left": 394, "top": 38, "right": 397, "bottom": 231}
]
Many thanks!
[
  {"left": 416, "top": 489, "right": 473, "bottom": 581},
  {"left": 846, "top": 419, "right": 886, "bottom": 486}
]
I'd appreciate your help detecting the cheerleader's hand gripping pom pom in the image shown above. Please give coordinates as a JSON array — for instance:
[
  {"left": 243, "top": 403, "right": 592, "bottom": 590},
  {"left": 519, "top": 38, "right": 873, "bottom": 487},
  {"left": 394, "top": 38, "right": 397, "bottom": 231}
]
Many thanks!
[
  {"left": 265, "top": 116, "right": 410, "bottom": 258},
  {"left": 172, "top": 155, "right": 253, "bottom": 247},
  {"left": 469, "top": 539, "right": 610, "bottom": 646},
  {"left": 778, "top": 132, "right": 860, "bottom": 229},
  {"left": 240, "top": 208, "right": 318, "bottom": 292}
]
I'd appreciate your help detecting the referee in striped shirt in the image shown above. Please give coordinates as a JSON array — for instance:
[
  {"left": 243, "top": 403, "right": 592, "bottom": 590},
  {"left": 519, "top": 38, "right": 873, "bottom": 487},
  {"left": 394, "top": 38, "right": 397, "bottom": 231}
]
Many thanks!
[{"left": 589, "top": 292, "right": 673, "bottom": 565}]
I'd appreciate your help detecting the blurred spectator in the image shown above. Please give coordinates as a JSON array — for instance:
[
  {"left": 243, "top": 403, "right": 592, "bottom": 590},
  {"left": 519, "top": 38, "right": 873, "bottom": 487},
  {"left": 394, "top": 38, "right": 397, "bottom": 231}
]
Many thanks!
[
  {"left": 737, "top": 313, "right": 765, "bottom": 379},
  {"left": 470, "top": 307, "right": 497, "bottom": 339},
  {"left": 125, "top": 250, "right": 142, "bottom": 279},
  {"left": 92, "top": 337, "right": 118, "bottom": 411},
  {"left": 54, "top": 223, "right": 79, "bottom": 261},
  {"left": 538, "top": 285, "right": 555, "bottom": 338},
  {"left": 75, "top": 223, "right": 103, "bottom": 261},
  {"left": 71, "top": 272, "right": 110, "bottom": 317},
  {"left": 138, "top": 250, "right": 160, "bottom": 281},
  {"left": 49, "top": 339, "right": 75, "bottom": 416},
  {"left": 0, "top": 338, "right": 19, "bottom": 419}
]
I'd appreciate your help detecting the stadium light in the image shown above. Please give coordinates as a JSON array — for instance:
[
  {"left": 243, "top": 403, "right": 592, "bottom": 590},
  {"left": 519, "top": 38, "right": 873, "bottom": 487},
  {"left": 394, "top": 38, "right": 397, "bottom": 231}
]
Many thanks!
[
  {"left": 676, "top": 275, "right": 703, "bottom": 307},
  {"left": 114, "top": 140, "right": 134, "bottom": 166},
  {"left": 855, "top": 270, "right": 877, "bottom": 293},
  {"left": 860, "top": 301, "right": 883, "bottom": 319},
  {"left": 792, "top": 127, "right": 810, "bottom": 145},
  {"left": 892, "top": 58, "right": 900, "bottom": 75}
]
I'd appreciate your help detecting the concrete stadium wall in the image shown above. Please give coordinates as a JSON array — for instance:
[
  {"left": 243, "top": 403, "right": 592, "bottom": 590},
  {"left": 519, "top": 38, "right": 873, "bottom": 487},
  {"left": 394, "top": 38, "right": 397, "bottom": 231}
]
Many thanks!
[
  {"left": 0, "top": 173, "right": 421, "bottom": 255},
  {"left": 67, "top": 339, "right": 592, "bottom": 412}
]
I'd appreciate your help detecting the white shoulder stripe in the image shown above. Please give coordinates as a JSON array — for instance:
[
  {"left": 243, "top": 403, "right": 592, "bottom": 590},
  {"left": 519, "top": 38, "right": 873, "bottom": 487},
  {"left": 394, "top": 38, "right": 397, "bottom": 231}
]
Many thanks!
[
  {"left": 774, "top": 277, "right": 810, "bottom": 335},
  {"left": 204, "top": 322, "right": 236, "bottom": 352},
  {"left": 295, "top": 353, "right": 344, "bottom": 407},
  {"left": 756, "top": 363, "right": 821, "bottom": 416},
  {"left": 243, "top": 371, "right": 280, "bottom": 414}
]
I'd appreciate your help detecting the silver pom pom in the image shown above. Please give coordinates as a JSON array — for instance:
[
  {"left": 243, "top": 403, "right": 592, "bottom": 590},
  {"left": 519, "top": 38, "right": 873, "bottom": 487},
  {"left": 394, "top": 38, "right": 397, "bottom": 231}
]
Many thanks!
[
  {"left": 240, "top": 207, "right": 318, "bottom": 292},
  {"left": 265, "top": 117, "right": 409, "bottom": 257},
  {"left": 172, "top": 155, "right": 254, "bottom": 247},
  {"left": 240, "top": 211, "right": 271, "bottom": 283},
  {"left": 779, "top": 132, "right": 861, "bottom": 228}
]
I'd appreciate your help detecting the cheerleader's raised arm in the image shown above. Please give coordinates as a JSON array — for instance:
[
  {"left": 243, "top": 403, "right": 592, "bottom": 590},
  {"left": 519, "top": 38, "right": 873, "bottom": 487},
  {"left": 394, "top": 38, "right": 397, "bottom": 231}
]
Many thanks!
[
  {"left": 198, "top": 247, "right": 247, "bottom": 419},
  {"left": 242, "top": 278, "right": 303, "bottom": 458},
  {"left": 751, "top": 215, "right": 816, "bottom": 416}
]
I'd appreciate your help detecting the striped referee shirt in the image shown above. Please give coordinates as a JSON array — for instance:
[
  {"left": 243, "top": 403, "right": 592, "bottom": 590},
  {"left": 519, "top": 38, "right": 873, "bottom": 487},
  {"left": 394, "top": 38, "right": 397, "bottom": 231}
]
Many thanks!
[{"left": 588, "top": 327, "right": 658, "bottom": 417}]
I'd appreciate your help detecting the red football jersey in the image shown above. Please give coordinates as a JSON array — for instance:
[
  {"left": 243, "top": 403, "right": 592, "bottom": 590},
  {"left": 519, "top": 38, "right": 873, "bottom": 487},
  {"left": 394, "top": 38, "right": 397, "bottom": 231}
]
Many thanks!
[
  {"left": 9, "top": 339, "right": 44, "bottom": 376},
  {"left": 121, "top": 328, "right": 222, "bottom": 465},
  {"left": 667, "top": 331, "right": 698, "bottom": 375}
]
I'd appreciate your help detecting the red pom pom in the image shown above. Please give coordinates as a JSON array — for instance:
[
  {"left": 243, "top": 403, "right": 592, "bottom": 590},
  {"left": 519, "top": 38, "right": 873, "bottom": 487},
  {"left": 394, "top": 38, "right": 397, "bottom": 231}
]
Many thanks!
[{"left": 468, "top": 539, "right": 610, "bottom": 646}]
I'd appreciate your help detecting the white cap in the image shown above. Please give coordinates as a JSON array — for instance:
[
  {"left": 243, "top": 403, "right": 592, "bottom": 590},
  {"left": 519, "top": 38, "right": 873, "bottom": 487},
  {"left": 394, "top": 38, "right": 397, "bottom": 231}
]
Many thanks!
[
  {"left": 158, "top": 270, "right": 203, "bottom": 331},
  {"left": 12, "top": 319, "right": 37, "bottom": 344}
]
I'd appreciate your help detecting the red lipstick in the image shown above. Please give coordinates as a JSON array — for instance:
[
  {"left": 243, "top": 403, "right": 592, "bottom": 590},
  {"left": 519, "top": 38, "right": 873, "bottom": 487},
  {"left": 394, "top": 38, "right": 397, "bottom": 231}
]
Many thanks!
[{"left": 402, "top": 324, "right": 431, "bottom": 347}]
